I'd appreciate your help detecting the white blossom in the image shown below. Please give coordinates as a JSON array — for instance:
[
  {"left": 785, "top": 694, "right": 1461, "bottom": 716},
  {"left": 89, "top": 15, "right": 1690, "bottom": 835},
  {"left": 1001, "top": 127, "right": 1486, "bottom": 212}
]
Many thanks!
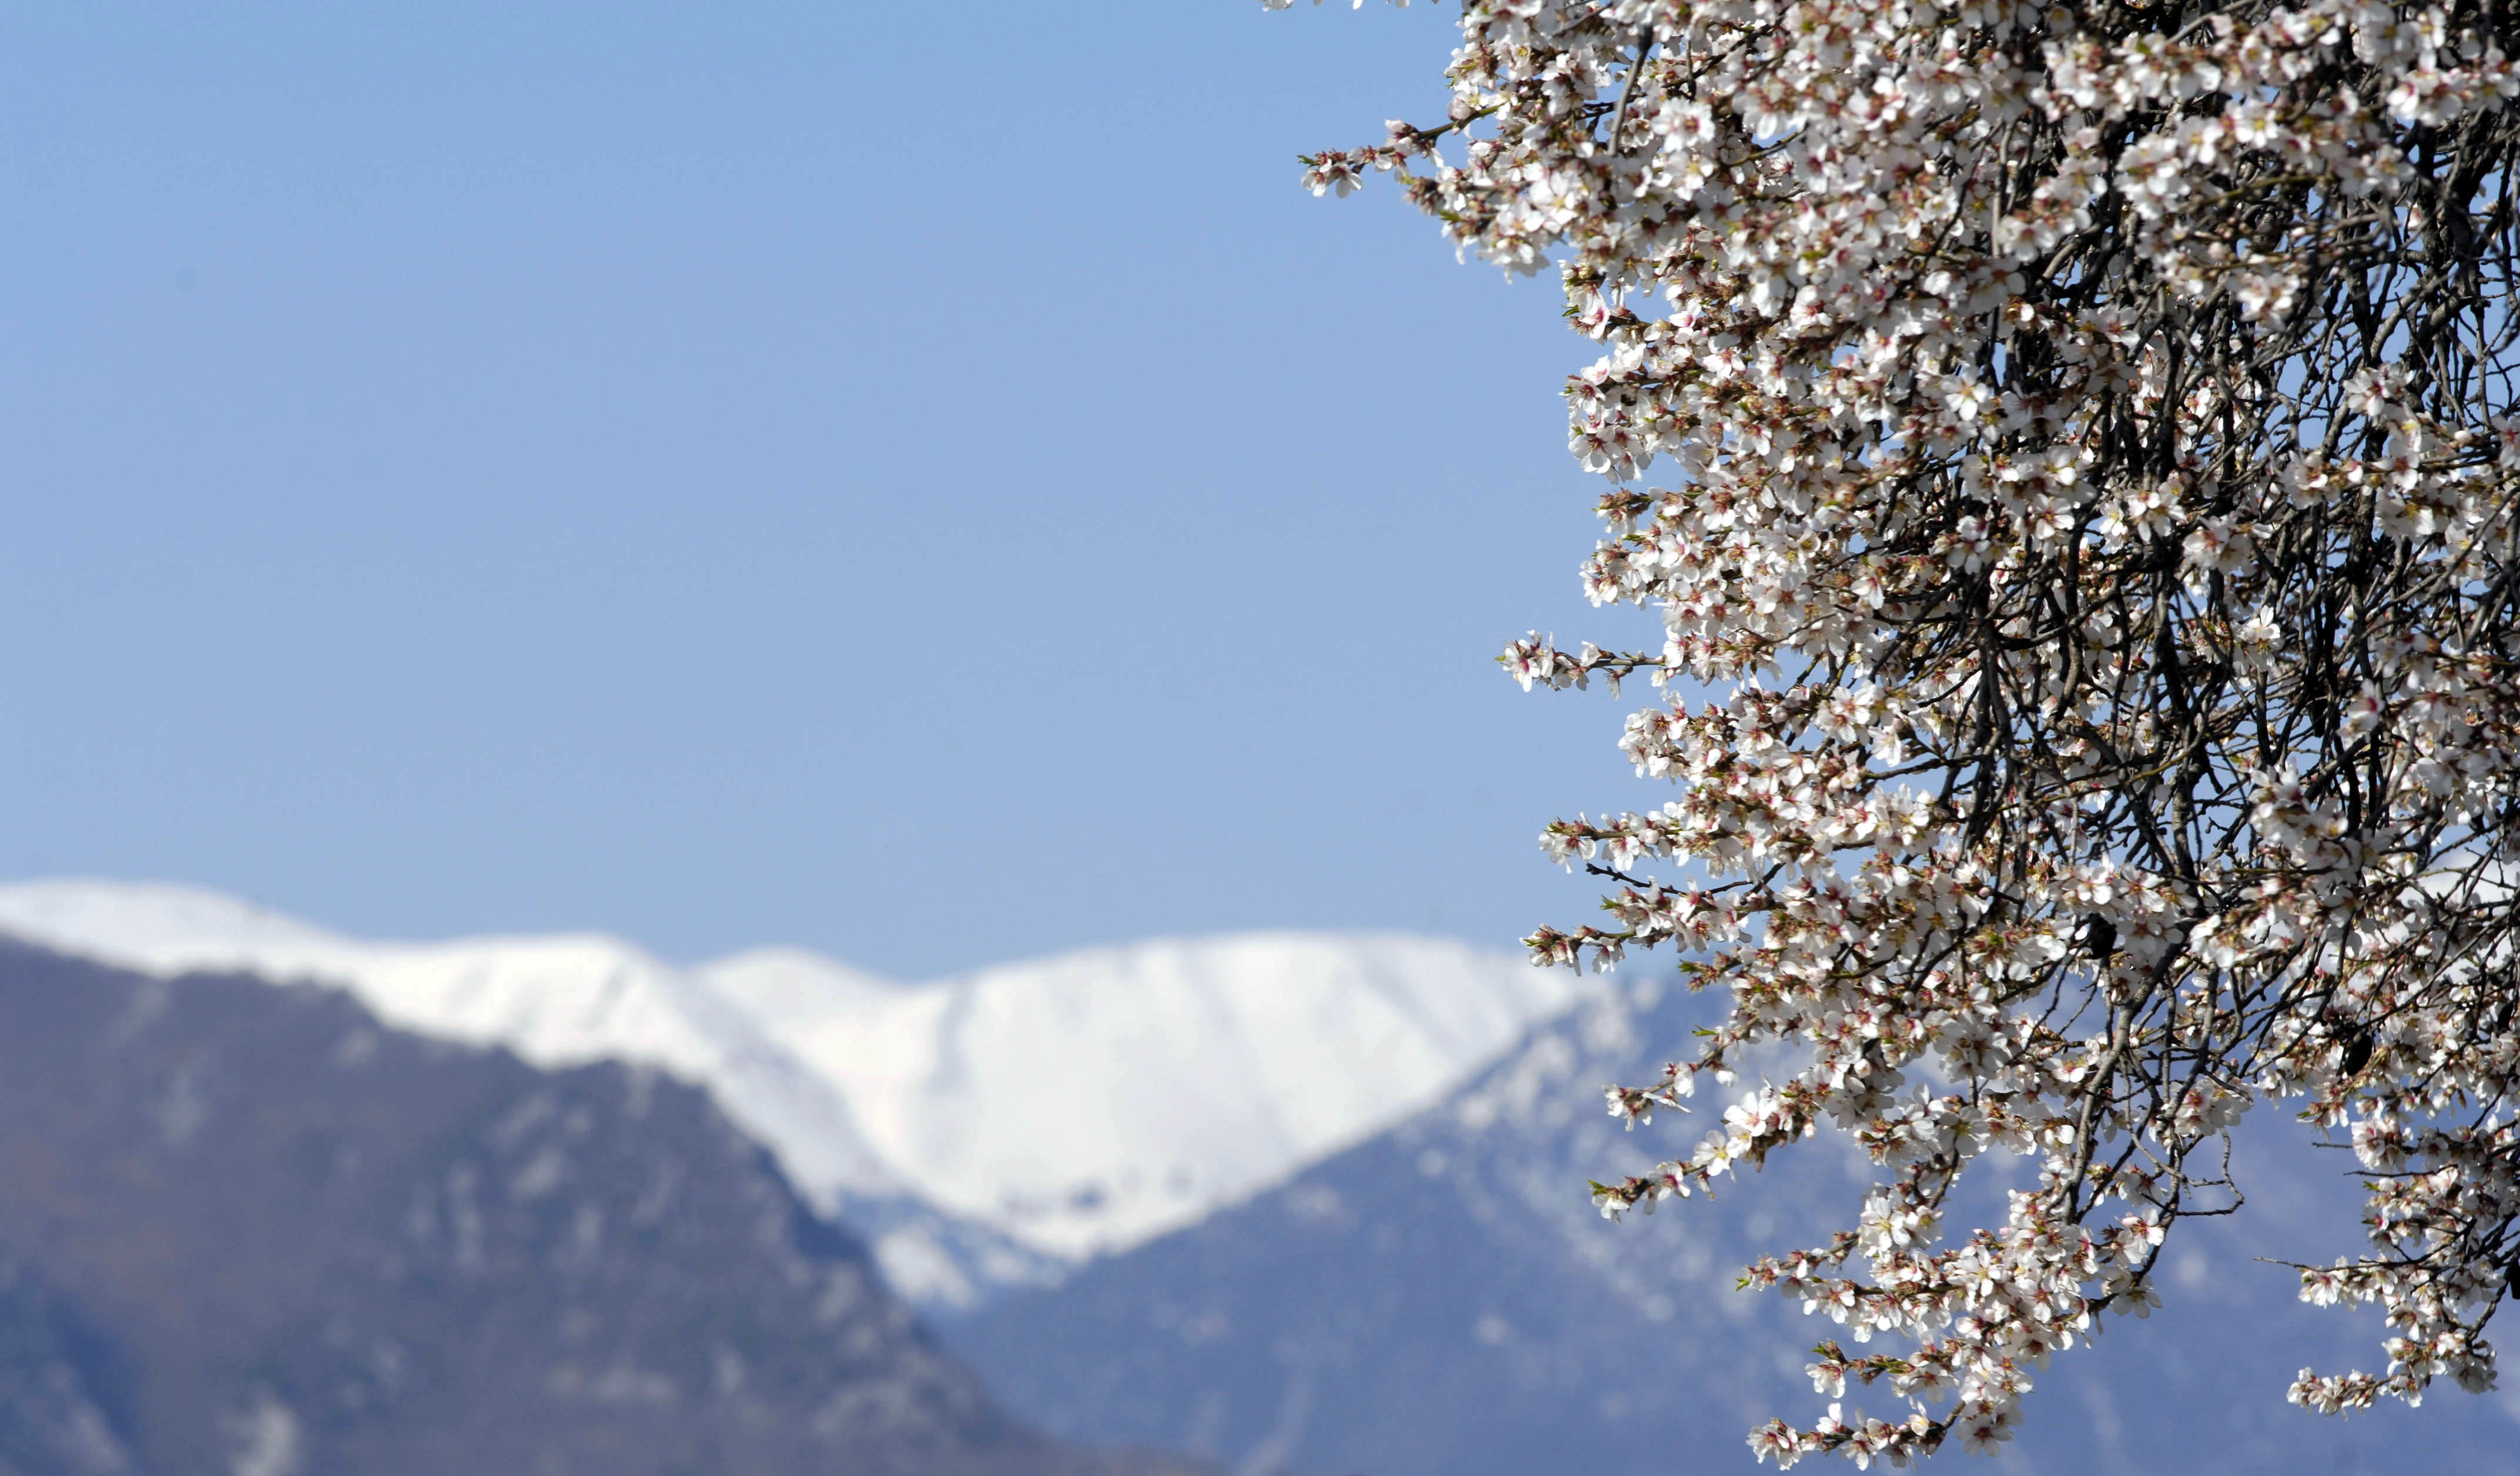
[{"left": 1295, "top": 0, "right": 2520, "bottom": 1461}]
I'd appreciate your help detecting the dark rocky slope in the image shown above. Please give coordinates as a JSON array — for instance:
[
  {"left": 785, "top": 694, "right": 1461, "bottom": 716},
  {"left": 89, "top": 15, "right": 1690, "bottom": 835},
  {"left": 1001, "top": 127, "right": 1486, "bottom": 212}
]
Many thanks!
[{"left": 0, "top": 941, "right": 1193, "bottom": 1476}]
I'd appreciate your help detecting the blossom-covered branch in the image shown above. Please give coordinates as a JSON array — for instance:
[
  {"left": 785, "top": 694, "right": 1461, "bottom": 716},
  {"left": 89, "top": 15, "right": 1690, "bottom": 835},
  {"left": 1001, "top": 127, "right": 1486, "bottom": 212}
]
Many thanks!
[{"left": 1293, "top": 0, "right": 2520, "bottom": 1463}]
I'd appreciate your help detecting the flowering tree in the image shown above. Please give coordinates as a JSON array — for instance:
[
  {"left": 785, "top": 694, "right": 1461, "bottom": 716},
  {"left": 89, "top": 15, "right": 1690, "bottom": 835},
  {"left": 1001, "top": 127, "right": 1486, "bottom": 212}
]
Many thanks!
[{"left": 1285, "top": 0, "right": 2520, "bottom": 1463}]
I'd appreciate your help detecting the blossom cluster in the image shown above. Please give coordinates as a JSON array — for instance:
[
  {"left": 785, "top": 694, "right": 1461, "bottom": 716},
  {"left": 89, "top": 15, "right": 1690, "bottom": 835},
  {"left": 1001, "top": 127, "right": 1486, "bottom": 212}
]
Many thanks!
[{"left": 1297, "top": 0, "right": 2520, "bottom": 1462}]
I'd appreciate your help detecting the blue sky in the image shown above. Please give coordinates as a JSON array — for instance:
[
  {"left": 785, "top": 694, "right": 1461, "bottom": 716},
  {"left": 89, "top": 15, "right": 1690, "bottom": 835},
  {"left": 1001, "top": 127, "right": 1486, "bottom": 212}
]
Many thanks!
[{"left": 1, "top": 1, "right": 1664, "bottom": 976}]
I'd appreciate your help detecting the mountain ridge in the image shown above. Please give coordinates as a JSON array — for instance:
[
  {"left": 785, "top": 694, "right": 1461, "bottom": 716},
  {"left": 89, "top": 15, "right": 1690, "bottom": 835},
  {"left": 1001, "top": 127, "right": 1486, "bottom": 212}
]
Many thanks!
[{"left": 0, "top": 880, "right": 1584, "bottom": 1277}]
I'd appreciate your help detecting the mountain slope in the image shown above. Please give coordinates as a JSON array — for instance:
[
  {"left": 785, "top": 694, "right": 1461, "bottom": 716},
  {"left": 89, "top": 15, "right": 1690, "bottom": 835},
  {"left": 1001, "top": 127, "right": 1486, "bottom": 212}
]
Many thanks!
[
  {"left": 0, "top": 880, "right": 1579, "bottom": 1271},
  {"left": 0, "top": 940, "right": 1199, "bottom": 1476},
  {"left": 940, "top": 979, "right": 2520, "bottom": 1475}
]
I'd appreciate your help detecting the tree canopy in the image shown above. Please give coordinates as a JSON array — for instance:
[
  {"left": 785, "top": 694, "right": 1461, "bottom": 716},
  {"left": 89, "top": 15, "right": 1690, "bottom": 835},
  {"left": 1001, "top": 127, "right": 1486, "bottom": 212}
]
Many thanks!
[{"left": 1292, "top": 0, "right": 2520, "bottom": 1462}]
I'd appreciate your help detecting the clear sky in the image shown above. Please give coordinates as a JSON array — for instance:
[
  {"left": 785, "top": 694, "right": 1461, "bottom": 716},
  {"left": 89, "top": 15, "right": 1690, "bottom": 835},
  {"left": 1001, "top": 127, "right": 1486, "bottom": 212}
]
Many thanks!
[{"left": 1, "top": 1, "right": 1666, "bottom": 977}]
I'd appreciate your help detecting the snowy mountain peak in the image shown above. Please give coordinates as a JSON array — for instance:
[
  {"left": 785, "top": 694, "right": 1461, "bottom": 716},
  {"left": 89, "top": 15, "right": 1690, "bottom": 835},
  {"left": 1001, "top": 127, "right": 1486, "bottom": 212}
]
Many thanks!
[
  {"left": 696, "top": 946, "right": 911, "bottom": 1022},
  {"left": 0, "top": 878, "right": 346, "bottom": 964},
  {"left": 807, "top": 932, "right": 1597, "bottom": 1260},
  {"left": 0, "top": 880, "right": 1589, "bottom": 1268}
]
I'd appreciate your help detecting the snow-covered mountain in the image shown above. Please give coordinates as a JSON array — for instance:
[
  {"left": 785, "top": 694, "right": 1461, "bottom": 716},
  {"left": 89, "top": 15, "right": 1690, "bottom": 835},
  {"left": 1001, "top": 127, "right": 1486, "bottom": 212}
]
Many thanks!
[
  {"left": 703, "top": 933, "right": 1591, "bottom": 1263},
  {"left": 0, "top": 880, "right": 1581, "bottom": 1275},
  {"left": 13, "top": 881, "right": 2509, "bottom": 1472}
]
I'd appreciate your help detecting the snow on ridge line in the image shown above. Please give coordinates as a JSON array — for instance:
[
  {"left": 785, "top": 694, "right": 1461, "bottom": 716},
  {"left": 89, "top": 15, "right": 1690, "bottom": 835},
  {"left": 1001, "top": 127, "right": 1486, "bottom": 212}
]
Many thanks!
[
  {"left": 749, "top": 930, "right": 1600, "bottom": 1260},
  {"left": 0, "top": 880, "right": 1593, "bottom": 1262},
  {"left": 0, "top": 879, "right": 903, "bottom": 1205}
]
